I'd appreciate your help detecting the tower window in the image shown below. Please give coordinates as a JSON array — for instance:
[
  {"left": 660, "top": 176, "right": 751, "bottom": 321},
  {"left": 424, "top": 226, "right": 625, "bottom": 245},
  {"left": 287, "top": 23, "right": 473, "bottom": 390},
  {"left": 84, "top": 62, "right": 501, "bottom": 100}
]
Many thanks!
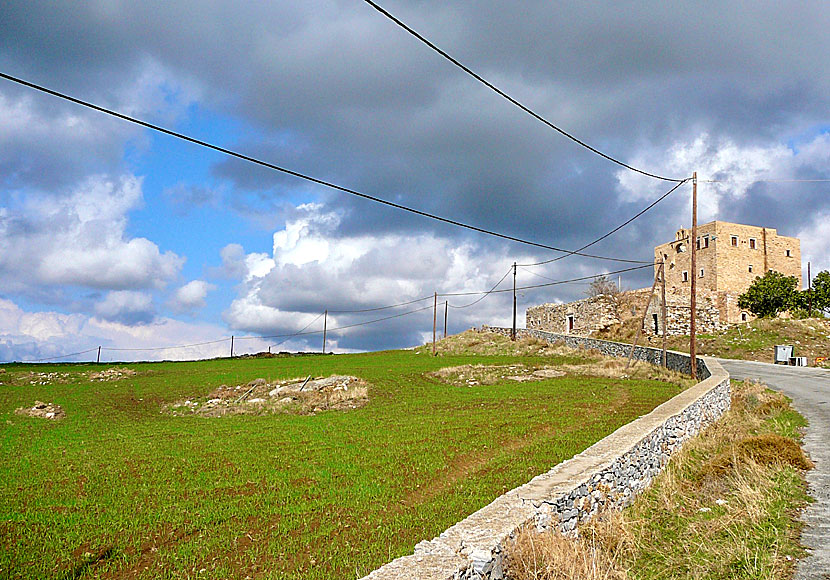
[
  {"left": 749, "top": 238, "right": 757, "bottom": 249},
  {"left": 749, "top": 265, "right": 753, "bottom": 273},
  {"left": 786, "top": 249, "right": 792, "bottom": 257},
  {"left": 699, "top": 268, "right": 705, "bottom": 277},
  {"left": 682, "top": 271, "right": 689, "bottom": 282},
  {"left": 731, "top": 235, "right": 738, "bottom": 246}
]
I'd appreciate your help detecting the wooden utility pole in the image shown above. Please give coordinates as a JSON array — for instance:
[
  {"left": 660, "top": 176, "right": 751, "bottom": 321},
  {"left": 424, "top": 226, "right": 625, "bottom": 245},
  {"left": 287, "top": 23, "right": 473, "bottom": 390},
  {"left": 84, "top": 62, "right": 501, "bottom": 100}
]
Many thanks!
[
  {"left": 322, "top": 310, "right": 328, "bottom": 354},
  {"left": 230, "top": 336, "right": 234, "bottom": 358},
  {"left": 627, "top": 266, "right": 661, "bottom": 369},
  {"left": 96, "top": 346, "right": 101, "bottom": 364},
  {"left": 808, "top": 262, "right": 813, "bottom": 317},
  {"left": 689, "top": 172, "right": 698, "bottom": 379},
  {"left": 443, "top": 301, "right": 448, "bottom": 339},
  {"left": 511, "top": 262, "right": 517, "bottom": 341},
  {"left": 660, "top": 260, "right": 668, "bottom": 368},
  {"left": 432, "top": 292, "right": 438, "bottom": 356}
]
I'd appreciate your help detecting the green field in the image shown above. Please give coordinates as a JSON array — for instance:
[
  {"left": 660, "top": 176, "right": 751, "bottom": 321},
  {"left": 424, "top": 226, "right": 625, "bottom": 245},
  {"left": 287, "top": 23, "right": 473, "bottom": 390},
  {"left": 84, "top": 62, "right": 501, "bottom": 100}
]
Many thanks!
[{"left": 1, "top": 345, "right": 689, "bottom": 579}]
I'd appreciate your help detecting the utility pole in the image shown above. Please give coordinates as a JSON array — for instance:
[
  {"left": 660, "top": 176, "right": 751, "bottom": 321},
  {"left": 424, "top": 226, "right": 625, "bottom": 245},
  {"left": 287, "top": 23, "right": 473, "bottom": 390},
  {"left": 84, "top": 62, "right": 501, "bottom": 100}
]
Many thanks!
[
  {"left": 444, "top": 301, "right": 448, "bottom": 339},
  {"left": 96, "top": 346, "right": 101, "bottom": 364},
  {"left": 511, "top": 262, "right": 517, "bottom": 341},
  {"left": 808, "top": 261, "right": 812, "bottom": 317},
  {"left": 689, "top": 172, "right": 698, "bottom": 379},
  {"left": 230, "top": 336, "right": 234, "bottom": 358},
  {"left": 432, "top": 292, "right": 438, "bottom": 356},
  {"left": 660, "top": 260, "right": 667, "bottom": 368},
  {"left": 322, "top": 310, "right": 328, "bottom": 354},
  {"left": 627, "top": 265, "right": 660, "bottom": 369}
]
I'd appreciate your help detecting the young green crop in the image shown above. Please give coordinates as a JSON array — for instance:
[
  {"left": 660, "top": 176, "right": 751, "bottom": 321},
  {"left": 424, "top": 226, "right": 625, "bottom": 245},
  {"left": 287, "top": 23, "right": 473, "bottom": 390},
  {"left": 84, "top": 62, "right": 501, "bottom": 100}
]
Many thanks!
[{"left": 0, "top": 349, "right": 687, "bottom": 579}]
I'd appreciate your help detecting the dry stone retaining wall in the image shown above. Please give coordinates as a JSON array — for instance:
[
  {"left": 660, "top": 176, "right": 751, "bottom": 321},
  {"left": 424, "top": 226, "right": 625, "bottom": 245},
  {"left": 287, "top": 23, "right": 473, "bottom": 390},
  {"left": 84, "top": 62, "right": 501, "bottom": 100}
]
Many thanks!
[{"left": 361, "top": 330, "right": 729, "bottom": 580}]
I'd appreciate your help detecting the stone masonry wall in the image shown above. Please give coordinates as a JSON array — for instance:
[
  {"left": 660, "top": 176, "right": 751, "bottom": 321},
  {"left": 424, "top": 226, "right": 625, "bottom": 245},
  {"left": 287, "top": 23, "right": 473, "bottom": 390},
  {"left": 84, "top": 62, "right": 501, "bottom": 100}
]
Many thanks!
[
  {"left": 361, "top": 330, "right": 729, "bottom": 579},
  {"left": 527, "top": 289, "right": 723, "bottom": 340},
  {"left": 526, "top": 295, "right": 619, "bottom": 336},
  {"left": 643, "top": 291, "right": 723, "bottom": 336},
  {"left": 655, "top": 220, "right": 801, "bottom": 296}
]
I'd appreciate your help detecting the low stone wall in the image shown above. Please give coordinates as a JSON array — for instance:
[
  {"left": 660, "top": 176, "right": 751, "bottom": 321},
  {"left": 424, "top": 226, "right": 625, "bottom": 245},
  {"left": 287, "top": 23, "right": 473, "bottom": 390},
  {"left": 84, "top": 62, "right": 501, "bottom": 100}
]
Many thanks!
[
  {"left": 488, "top": 326, "right": 708, "bottom": 378},
  {"left": 361, "top": 331, "right": 730, "bottom": 580}
]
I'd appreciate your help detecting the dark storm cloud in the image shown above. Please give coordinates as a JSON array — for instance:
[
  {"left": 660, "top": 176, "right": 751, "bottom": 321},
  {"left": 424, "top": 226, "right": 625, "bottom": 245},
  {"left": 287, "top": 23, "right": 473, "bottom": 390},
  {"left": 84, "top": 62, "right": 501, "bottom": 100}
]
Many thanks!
[{"left": 4, "top": 0, "right": 827, "bottom": 251}]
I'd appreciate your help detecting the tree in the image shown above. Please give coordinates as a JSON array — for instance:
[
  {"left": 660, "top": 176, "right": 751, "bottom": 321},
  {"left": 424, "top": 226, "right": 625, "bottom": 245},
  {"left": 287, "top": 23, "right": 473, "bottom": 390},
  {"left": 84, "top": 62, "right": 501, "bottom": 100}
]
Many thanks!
[
  {"left": 586, "top": 274, "right": 620, "bottom": 298},
  {"left": 738, "top": 270, "right": 800, "bottom": 318},
  {"left": 804, "top": 270, "right": 830, "bottom": 316}
]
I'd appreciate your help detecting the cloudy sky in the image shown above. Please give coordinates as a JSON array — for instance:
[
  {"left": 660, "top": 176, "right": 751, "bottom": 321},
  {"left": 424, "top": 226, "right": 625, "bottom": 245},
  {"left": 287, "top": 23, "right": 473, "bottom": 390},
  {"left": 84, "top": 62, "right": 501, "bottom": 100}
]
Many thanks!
[{"left": 1, "top": 1, "right": 828, "bottom": 362}]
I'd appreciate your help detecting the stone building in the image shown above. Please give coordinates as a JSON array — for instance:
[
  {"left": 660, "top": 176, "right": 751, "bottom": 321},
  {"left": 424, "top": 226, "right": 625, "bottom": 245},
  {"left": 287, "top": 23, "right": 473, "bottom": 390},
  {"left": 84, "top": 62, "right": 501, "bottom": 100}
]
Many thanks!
[
  {"left": 653, "top": 220, "right": 801, "bottom": 325},
  {"left": 527, "top": 220, "right": 802, "bottom": 336}
]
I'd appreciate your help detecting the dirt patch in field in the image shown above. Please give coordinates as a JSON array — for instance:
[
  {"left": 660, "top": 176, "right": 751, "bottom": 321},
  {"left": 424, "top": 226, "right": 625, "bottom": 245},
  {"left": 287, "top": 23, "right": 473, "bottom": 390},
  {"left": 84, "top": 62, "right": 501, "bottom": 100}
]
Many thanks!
[
  {"left": 165, "top": 375, "right": 369, "bottom": 417},
  {"left": 429, "top": 364, "right": 566, "bottom": 387},
  {"left": 15, "top": 400, "right": 66, "bottom": 420},
  {"left": 88, "top": 367, "right": 137, "bottom": 381}
]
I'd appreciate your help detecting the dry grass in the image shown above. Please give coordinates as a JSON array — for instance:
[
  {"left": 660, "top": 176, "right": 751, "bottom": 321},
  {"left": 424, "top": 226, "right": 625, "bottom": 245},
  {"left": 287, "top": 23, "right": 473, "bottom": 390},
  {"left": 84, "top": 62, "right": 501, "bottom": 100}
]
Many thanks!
[
  {"left": 417, "top": 329, "right": 574, "bottom": 357},
  {"left": 506, "top": 513, "right": 631, "bottom": 580},
  {"left": 424, "top": 330, "right": 695, "bottom": 389},
  {"left": 504, "top": 379, "right": 813, "bottom": 580}
]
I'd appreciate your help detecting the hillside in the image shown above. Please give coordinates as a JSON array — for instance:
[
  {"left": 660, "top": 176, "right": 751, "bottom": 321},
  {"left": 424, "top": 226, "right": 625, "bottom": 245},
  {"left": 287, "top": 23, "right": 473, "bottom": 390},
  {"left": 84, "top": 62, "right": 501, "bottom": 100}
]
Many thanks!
[{"left": 595, "top": 316, "right": 830, "bottom": 366}]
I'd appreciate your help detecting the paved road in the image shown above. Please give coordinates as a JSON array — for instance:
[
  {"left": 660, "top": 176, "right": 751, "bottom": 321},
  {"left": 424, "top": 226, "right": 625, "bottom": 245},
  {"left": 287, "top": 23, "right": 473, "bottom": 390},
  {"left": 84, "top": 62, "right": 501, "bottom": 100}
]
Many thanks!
[{"left": 716, "top": 359, "right": 830, "bottom": 579}]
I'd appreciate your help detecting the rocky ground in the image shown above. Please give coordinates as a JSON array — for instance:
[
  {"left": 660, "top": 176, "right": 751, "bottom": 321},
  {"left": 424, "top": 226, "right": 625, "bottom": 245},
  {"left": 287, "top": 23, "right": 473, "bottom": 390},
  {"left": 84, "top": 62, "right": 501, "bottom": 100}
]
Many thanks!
[
  {"left": 15, "top": 400, "right": 65, "bottom": 420},
  {"left": 166, "top": 374, "right": 369, "bottom": 417}
]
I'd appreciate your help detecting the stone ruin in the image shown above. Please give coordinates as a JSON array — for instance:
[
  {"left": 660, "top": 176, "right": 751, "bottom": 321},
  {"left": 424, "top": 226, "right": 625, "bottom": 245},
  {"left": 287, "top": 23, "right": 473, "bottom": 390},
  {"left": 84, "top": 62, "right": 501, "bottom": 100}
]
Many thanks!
[{"left": 167, "top": 374, "right": 369, "bottom": 417}]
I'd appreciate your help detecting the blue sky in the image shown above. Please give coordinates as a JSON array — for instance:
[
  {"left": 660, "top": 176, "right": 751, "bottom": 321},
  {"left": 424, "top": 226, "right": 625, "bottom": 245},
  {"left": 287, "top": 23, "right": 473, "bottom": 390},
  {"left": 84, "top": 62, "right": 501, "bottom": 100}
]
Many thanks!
[{"left": 1, "top": 1, "right": 829, "bottom": 362}]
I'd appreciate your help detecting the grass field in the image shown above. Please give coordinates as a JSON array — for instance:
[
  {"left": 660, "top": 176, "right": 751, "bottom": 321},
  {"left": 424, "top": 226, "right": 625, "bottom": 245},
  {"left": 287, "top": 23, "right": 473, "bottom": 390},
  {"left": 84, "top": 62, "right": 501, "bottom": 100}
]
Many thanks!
[{"left": 1, "top": 336, "right": 691, "bottom": 579}]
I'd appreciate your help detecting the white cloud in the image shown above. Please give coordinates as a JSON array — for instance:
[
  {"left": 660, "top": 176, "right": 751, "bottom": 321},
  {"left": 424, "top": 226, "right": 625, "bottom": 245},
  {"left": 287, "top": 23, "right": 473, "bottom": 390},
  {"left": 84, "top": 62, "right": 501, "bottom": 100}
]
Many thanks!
[
  {"left": 94, "top": 291, "right": 155, "bottom": 325},
  {"left": 615, "top": 132, "right": 830, "bottom": 222},
  {"left": 171, "top": 280, "right": 215, "bottom": 311},
  {"left": 0, "top": 174, "right": 183, "bottom": 293},
  {"left": 222, "top": 205, "right": 558, "bottom": 350},
  {"left": 797, "top": 211, "right": 830, "bottom": 280},
  {"left": 0, "top": 298, "right": 271, "bottom": 363}
]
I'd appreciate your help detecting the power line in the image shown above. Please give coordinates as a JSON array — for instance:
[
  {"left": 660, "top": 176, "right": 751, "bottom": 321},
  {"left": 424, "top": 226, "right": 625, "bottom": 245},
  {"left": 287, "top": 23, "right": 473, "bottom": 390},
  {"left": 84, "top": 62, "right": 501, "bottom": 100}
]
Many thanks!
[
  {"left": 447, "top": 267, "right": 513, "bottom": 309},
  {"left": 361, "top": 0, "right": 684, "bottom": 183},
  {"left": 268, "top": 311, "right": 325, "bottom": 349},
  {"left": 440, "top": 264, "right": 654, "bottom": 297},
  {"left": 1, "top": 71, "right": 642, "bottom": 265},
  {"left": 327, "top": 295, "right": 433, "bottom": 313},
  {"left": 702, "top": 178, "right": 830, "bottom": 183},
  {"left": 517, "top": 179, "right": 690, "bottom": 267},
  {"left": 104, "top": 338, "right": 230, "bottom": 352},
  {"left": 19, "top": 347, "right": 100, "bottom": 363},
  {"left": 285, "top": 304, "right": 435, "bottom": 336}
]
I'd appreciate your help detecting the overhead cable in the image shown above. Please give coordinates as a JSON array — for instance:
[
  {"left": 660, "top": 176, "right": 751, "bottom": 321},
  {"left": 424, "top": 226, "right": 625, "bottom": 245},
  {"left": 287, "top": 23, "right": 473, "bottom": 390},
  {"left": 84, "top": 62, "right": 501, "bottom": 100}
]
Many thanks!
[
  {"left": 702, "top": 178, "right": 830, "bottom": 183},
  {"left": 268, "top": 311, "right": 325, "bottom": 349},
  {"left": 20, "top": 347, "right": 100, "bottom": 363},
  {"left": 440, "top": 264, "right": 654, "bottom": 297},
  {"left": 328, "top": 295, "right": 433, "bottom": 313},
  {"left": 361, "top": 0, "right": 684, "bottom": 183},
  {"left": 1, "top": 71, "right": 643, "bottom": 264},
  {"left": 448, "top": 266, "right": 513, "bottom": 309},
  {"left": 103, "top": 338, "right": 230, "bottom": 352},
  {"left": 518, "top": 178, "right": 689, "bottom": 267}
]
